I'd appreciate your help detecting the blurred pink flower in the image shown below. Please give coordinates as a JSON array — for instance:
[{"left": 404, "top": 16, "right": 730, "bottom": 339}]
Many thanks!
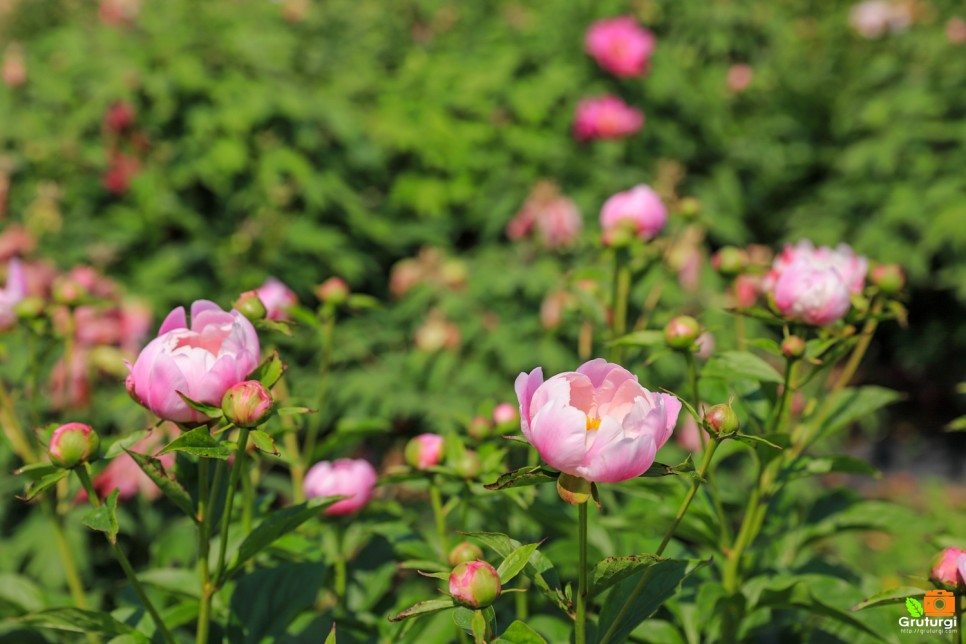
[
  {"left": 0, "top": 225, "right": 36, "bottom": 262},
  {"left": 600, "top": 185, "right": 667, "bottom": 242},
  {"left": 51, "top": 349, "right": 92, "bottom": 410},
  {"left": 91, "top": 429, "right": 176, "bottom": 502},
  {"left": 584, "top": 17, "right": 656, "bottom": 77},
  {"left": 931, "top": 547, "right": 966, "bottom": 589},
  {"left": 765, "top": 240, "right": 867, "bottom": 295},
  {"left": 493, "top": 403, "right": 518, "bottom": 426},
  {"left": 508, "top": 182, "right": 582, "bottom": 249},
  {"left": 103, "top": 152, "right": 140, "bottom": 195},
  {"left": 104, "top": 102, "right": 136, "bottom": 135},
  {"left": 304, "top": 458, "right": 378, "bottom": 516},
  {"left": 2, "top": 46, "right": 26, "bottom": 88},
  {"left": 848, "top": 1, "right": 910, "bottom": 38},
  {"left": 774, "top": 264, "right": 852, "bottom": 326},
  {"left": 515, "top": 359, "right": 680, "bottom": 483},
  {"left": 675, "top": 413, "right": 703, "bottom": 453},
  {"left": 733, "top": 274, "right": 762, "bottom": 308},
  {"left": 0, "top": 258, "right": 26, "bottom": 331},
  {"left": 726, "top": 64, "right": 753, "bottom": 93},
  {"left": 573, "top": 96, "right": 644, "bottom": 142},
  {"left": 256, "top": 277, "right": 297, "bottom": 320},
  {"left": 947, "top": 17, "right": 966, "bottom": 44},
  {"left": 127, "top": 300, "right": 260, "bottom": 424},
  {"left": 405, "top": 433, "right": 444, "bottom": 470},
  {"left": 414, "top": 310, "right": 461, "bottom": 352}
]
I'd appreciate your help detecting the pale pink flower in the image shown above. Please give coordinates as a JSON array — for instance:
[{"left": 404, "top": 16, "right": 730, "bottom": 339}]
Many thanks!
[
  {"left": 515, "top": 359, "right": 681, "bottom": 483},
  {"left": 405, "top": 433, "right": 444, "bottom": 470},
  {"left": 774, "top": 264, "right": 852, "bottom": 326},
  {"left": 726, "top": 64, "right": 753, "bottom": 93},
  {"left": 92, "top": 429, "right": 176, "bottom": 502},
  {"left": 304, "top": 458, "right": 378, "bottom": 516},
  {"left": 765, "top": 240, "right": 867, "bottom": 295},
  {"left": 256, "top": 277, "right": 297, "bottom": 321},
  {"left": 508, "top": 182, "right": 582, "bottom": 249},
  {"left": 931, "top": 547, "right": 966, "bottom": 588},
  {"left": 493, "top": 403, "right": 518, "bottom": 426},
  {"left": 584, "top": 17, "right": 656, "bottom": 77},
  {"left": 573, "top": 96, "right": 644, "bottom": 142},
  {"left": 733, "top": 274, "right": 762, "bottom": 308},
  {"left": 126, "top": 300, "right": 260, "bottom": 424},
  {"left": 0, "top": 258, "right": 26, "bottom": 331},
  {"left": 600, "top": 185, "right": 667, "bottom": 242}
]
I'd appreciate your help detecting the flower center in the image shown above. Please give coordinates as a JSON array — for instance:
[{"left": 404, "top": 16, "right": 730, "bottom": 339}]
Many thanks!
[{"left": 586, "top": 416, "right": 601, "bottom": 431}]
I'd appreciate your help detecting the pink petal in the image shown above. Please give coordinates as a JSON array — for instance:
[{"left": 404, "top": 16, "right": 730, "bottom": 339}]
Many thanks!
[
  {"left": 514, "top": 367, "right": 544, "bottom": 439},
  {"left": 145, "top": 351, "right": 192, "bottom": 423},
  {"left": 529, "top": 398, "right": 589, "bottom": 476},
  {"left": 958, "top": 554, "right": 966, "bottom": 586},
  {"left": 659, "top": 394, "right": 682, "bottom": 449},
  {"left": 187, "top": 354, "right": 239, "bottom": 406},
  {"left": 579, "top": 425, "right": 656, "bottom": 483},
  {"left": 190, "top": 300, "right": 225, "bottom": 326},
  {"left": 158, "top": 306, "right": 187, "bottom": 335}
]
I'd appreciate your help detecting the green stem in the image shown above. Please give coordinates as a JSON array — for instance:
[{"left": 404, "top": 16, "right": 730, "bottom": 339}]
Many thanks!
[
  {"left": 196, "top": 458, "right": 212, "bottom": 644},
  {"left": 598, "top": 438, "right": 720, "bottom": 644},
  {"left": 214, "top": 428, "right": 250, "bottom": 587},
  {"left": 304, "top": 313, "right": 335, "bottom": 466},
  {"left": 334, "top": 527, "right": 346, "bottom": 600},
  {"left": 429, "top": 481, "right": 448, "bottom": 554},
  {"left": 76, "top": 466, "right": 176, "bottom": 644},
  {"left": 41, "top": 499, "right": 90, "bottom": 610},
  {"left": 575, "top": 502, "right": 588, "bottom": 644},
  {"left": 768, "top": 359, "right": 797, "bottom": 435},
  {"left": 0, "top": 377, "right": 36, "bottom": 462},
  {"left": 608, "top": 249, "right": 631, "bottom": 363}
]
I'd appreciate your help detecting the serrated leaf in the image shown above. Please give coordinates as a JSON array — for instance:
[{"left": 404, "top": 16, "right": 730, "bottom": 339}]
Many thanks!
[
  {"left": 82, "top": 489, "right": 120, "bottom": 543},
  {"left": 159, "top": 426, "right": 231, "bottom": 460},
  {"left": 250, "top": 430, "right": 279, "bottom": 456},
  {"left": 702, "top": 351, "right": 783, "bottom": 384},
  {"left": 16, "top": 608, "right": 134, "bottom": 636},
  {"left": 20, "top": 468, "right": 70, "bottom": 501},
  {"left": 176, "top": 392, "right": 223, "bottom": 418},
  {"left": 497, "top": 542, "right": 541, "bottom": 585},
  {"left": 483, "top": 466, "right": 557, "bottom": 491},
  {"left": 388, "top": 598, "right": 456, "bottom": 622},
  {"left": 225, "top": 496, "right": 342, "bottom": 579},
  {"left": 248, "top": 351, "right": 285, "bottom": 388},
  {"left": 906, "top": 597, "right": 924, "bottom": 617},
  {"left": 125, "top": 449, "right": 197, "bottom": 519}
]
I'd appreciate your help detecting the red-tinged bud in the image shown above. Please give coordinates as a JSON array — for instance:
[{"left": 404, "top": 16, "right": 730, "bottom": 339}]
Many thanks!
[
  {"left": 48, "top": 423, "right": 100, "bottom": 468},
  {"left": 316, "top": 277, "right": 349, "bottom": 306},
  {"left": 51, "top": 276, "right": 88, "bottom": 306},
  {"left": 556, "top": 473, "right": 591, "bottom": 505},
  {"left": 233, "top": 291, "right": 267, "bottom": 322},
  {"left": 781, "top": 335, "right": 806, "bottom": 360},
  {"left": 664, "top": 315, "right": 701, "bottom": 351},
  {"left": 870, "top": 264, "right": 905, "bottom": 294},
  {"left": 711, "top": 246, "right": 748, "bottom": 277},
  {"left": 706, "top": 404, "right": 739, "bottom": 435},
  {"left": 449, "top": 561, "right": 501, "bottom": 609},
  {"left": 222, "top": 381, "right": 274, "bottom": 428},
  {"left": 492, "top": 403, "right": 518, "bottom": 427},
  {"left": 404, "top": 433, "right": 444, "bottom": 471},
  {"left": 468, "top": 416, "right": 492, "bottom": 440}
]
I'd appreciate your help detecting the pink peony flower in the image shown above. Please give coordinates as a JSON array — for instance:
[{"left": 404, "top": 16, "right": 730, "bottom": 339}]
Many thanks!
[
  {"left": 508, "top": 182, "right": 582, "bottom": 249},
  {"left": 515, "top": 359, "right": 681, "bottom": 483},
  {"left": 765, "top": 240, "right": 868, "bottom": 295},
  {"left": 726, "top": 64, "right": 754, "bottom": 93},
  {"left": 48, "top": 423, "right": 100, "bottom": 469},
  {"left": 773, "top": 264, "right": 852, "bottom": 326},
  {"left": 0, "top": 258, "right": 26, "bottom": 331},
  {"left": 256, "top": 277, "right": 297, "bottom": 321},
  {"left": 92, "top": 428, "right": 176, "bottom": 502},
  {"left": 600, "top": 185, "right": 667, "bottom": 242},
  {"left": 304, "top": 458, "right": 378, "bottom": 516},
  {"left": 931, "top": 547, "right": 966, "bottom": 589},
  {"left": 405, "top": 433, "right": 444, "bottom": 471},
  {"left": 733, "top": 274, "right": 762, "bottom": 308},
  {"left": 126, "top": 300, "right": 260, "bottom": 424},
  {"left": 948, "top": 17, "right": 966, "bottom": 44},
  {"left": 573, "top": 96, "right": 644, "bottom": 142},
  {"left": 584, "top": 17, "right": 656, "bottom": 78}
]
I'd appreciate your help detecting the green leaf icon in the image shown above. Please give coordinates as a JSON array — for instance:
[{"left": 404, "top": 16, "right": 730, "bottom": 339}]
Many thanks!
[{"left": 906, "top": 597, "right": 924, "bottom": 617}]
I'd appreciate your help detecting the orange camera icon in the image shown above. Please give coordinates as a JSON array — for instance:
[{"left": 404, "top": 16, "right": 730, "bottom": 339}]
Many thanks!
[{"left": 924, "top": 590, "right": 957, "bottom": 617}]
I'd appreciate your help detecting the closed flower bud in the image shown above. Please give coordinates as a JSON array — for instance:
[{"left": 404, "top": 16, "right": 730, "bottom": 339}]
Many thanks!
[
  {"left": 664, "top": 315, "right": 701, "bottom": 351},
  {"left": 706, "top": 404, "right": 739, "bottom": 435},
  {"left": 453, "top": 450, "right": 481, "bottom": 480},
  {"left": 404, "top": 433, "right": 444, "bottom": 471},
  {"left": 930, "top": 547, "right": 966, "bottom": 591},
  {"left": 316, "top": 277, "right": 349, "bottom": 306},
  {"left": 870, "top": 264, "right": 905, "bottom": 294},
  {"left": 449, "top": 561, "right": 501, "bottom": 609},
  {"left": 51, "top": 276, "right": 87, "bottom": 306},
  {"left": 468, "top": 416, "right": 492, "bottom": 440},
  {"left": 781, "top": 335, "right": 806, "bottom": 360},
  {"left": 556, "top": 472, "right": 592, "bottom": 505},
  {"left": 222, "top": 380, "right": 273, "bottom": 428},
  {"left": 711, "top": 246, "right": 748, "bottom": 277},
  {"left": 48, "top": 423, "right": 100, "bottom": 468},
  {"left": 678, "top": 196, "right": 701, "bottom": 218},
  {"left": 233, "top": 290, "right": 267, "bottom": 322},
  {"left": 492, "top": 403, "right": 519, "bottom": 427},
  {"left": 449, "top": 542, "right": 484, "bottom": 567}
]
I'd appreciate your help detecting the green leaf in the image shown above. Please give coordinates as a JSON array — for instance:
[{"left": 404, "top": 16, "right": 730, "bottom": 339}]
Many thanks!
[
  {"left": 176, "top": 392, "right": 223, "bottom": 418},
  {"left": 82, "top": 489, "right": 120, "bottom": 544},
  {"left": 497, "top": 542, "right": 541, "bottom": 585},
  {"left": 253, "top": 319, "right": 293, "bottom": 336},
  {"left": 483, "top": 466, "right": 558, "bottom": 491},
  {"left": 492, "top": 620, "right": 549, "bottom": 643},
  {"left": 16, "top": 607, "right": 134, "bottom": 635},
  {"left": 851, "top": 587, "right": 926, "bottom": 612},
  {"left": 905, "top": 596, "right": 924, "bottom": 617},
  {"left": 788, "top": 455, "right": 879, "bottom": 480},
  {"left": 324, "top": 623, "right": 337, "bottom": 644},
  {"left": 248, "top": 351, "right": 285, "bottom": 388},
  {"left": 610, "top": 330, "right": 664, "bottom": 348},
  {"left": 20, "top": 468, "right": 70, "bottom": 501},
  {"left": 471, "top": 609, "right": 487, "bottom": 644},
  {"left": 158, "top": 426, "right": 231, "bottom": 460},
  {"left": 228, "top": 562, "right": 327, "bottom": 642},
  {"left": 225, "top": 496, "right": 342, "bottom": 579},
  {"left": 732, "top": 433, "right": 783, "bottom": 450},
  {"left": 277, "top": 406, "right": 315, "bottom": 416},
  {"left": 103, "top": 429, "right": 151, "bottom": 459},
  {"left": 702, "top": 351, "right": 783, "bottom": 384},
  {"left": 818, "top": 386, "right": 902, "bottom": 439},
  {"left": 946, "top": 416, "right": 966, "bottom": 432},
  {"left": 589, "top": 554, "right": 664, "bottom": 597},
  {"left": 125, "top": 449, "right": 197, "bottom": 519},
  {"left": 755, "top": 580, "right": 881, "bottom": 639},
  {"left": 595, "top": 557, "right": 711, "bottom": 644},
  {"left": 389, "top": 598, "right": 457, "bottom": 622},
  {"left": 250, "top": 430, "right": 279, "bottom": 456}
]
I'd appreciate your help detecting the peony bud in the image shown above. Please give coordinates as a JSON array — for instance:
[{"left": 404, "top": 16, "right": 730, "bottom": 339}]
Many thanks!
[
  {"left": 404, "top": 433, "right": 444, "bottom": 471},
  {"left": 48, "top": 423, "right": 100, "bottom": 468},
  {"left": 453, "top": 450, "right": 481, "bottom": 479},
  {"left": 711, "top": 246, "right": 748, "bottom": 277},
  {"left": 556, "top": 472, "right": 592, "bottom": 505},
  {"left": 51, "top": 276, "right": 88, "bottom": 307},
  {"left": 677, "top": 197, "right": 701, "bottom": 218},
  {"left": 316, "top": 277, "right": 349, "bottom": 306},
  {"left": 930, "top": 547, "right": 966, "bottom": 591},
  {"left": 449, "top": 541, "right": 484, "bottom": 567},
  {"left": 449, "top": 561, "right": 501, "bottom": 609},
  {"left": 664, "top": 315, "right": 701, "bottom": 351},
  {"left": 706, "top": 404, "right": 739, "bottom": 435},
  {"left": 780, "top": 335, "right": 806, "bottom": 360},
  {"left": 468, "top": 416, "right": 492, "bottom": 440},
  {"left": 233, "top": 290, "right": 267, "bottom": 322},
  {"left": 222, "top": 380, "right": 273, "bottom": 428},
  {"left": 870, "top": 264, "right": 905, "bottom": 294},
  {"left": 492, "top": 403, "right": 518, "bottom": 427}
]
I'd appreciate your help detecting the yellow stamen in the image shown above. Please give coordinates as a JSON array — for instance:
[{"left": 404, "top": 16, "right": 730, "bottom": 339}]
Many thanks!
[{"left": 586, "top": 416, "right": 601, "bottom": 431}]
